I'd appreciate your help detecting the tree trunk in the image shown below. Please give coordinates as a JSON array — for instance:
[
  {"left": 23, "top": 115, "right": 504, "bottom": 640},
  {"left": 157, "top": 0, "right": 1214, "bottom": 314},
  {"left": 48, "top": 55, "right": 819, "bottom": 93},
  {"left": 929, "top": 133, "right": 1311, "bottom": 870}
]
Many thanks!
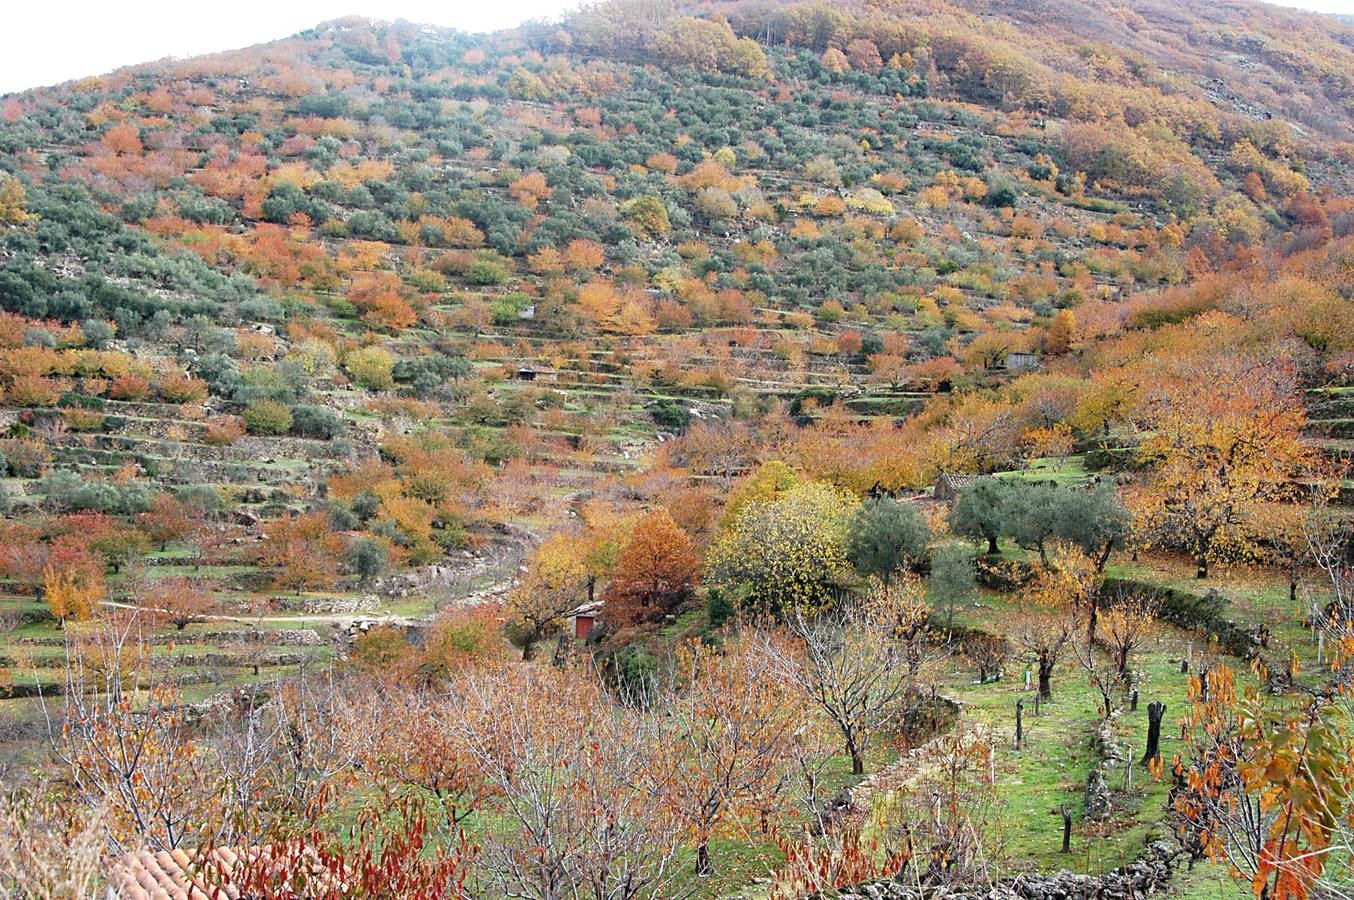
[
  {"left": 1038, "top": 660, "right": 1054, "bottom": 700},
  {"left": 1096, "top": 539, "right": 1114, "bottom": 572},
  {"left": 1142, "top": 701, "right": 1165, "bottom": 765},
  {"left": 697, "top": 842, "right": 711, "bottom": 876},
  {"left": 986, "top": 533, "right": 1000, "bottom": 555},
  {"left": 849, "top": 744, "right": 865, "bottom": 776}
]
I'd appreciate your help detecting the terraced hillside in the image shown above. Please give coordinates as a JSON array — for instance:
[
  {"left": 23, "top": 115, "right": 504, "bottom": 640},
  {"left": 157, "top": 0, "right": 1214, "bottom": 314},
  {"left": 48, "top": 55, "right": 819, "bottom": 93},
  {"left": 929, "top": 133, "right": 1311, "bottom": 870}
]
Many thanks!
[{"left": 2, "top": 2, "right": 1354, "bottom": 897}]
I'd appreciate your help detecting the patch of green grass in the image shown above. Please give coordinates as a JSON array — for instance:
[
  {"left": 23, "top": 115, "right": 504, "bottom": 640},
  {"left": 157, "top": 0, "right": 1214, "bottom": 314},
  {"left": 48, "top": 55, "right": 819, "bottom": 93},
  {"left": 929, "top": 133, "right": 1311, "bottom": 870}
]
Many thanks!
[{"left": 1000, "top": 455, "right": 1092, "bottom": 485}]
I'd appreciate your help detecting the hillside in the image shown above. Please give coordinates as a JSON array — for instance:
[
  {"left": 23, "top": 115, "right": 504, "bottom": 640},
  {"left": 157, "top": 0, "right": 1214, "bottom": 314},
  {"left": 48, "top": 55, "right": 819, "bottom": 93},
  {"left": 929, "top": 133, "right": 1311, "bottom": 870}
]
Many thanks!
[{"left": 1, "top": 1, "right": 1354, "bottom": 897}]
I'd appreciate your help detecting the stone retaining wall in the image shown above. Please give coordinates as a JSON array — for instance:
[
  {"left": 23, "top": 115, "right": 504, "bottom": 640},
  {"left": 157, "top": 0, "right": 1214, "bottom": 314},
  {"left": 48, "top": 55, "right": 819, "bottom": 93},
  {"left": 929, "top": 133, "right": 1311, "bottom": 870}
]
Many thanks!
[{"left": 828, "top": 840, "right": 1179, "bottom": 900}]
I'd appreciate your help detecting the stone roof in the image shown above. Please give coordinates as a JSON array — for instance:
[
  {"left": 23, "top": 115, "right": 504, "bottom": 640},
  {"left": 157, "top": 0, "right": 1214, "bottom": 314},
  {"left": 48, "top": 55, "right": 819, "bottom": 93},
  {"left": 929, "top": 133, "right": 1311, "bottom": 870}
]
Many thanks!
[{"left": 936, "top": 472, "right": 977, "bottom": 490}]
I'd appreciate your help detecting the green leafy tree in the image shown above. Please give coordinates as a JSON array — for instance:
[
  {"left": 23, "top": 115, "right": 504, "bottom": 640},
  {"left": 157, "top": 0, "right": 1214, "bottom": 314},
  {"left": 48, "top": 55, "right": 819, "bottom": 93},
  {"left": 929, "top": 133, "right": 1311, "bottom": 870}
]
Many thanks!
[
  {"left": 949, "top": 477, "right": 1013, "bottom": 555},
  {"left": 846, "top": 497, "right": 930, "bottom": 585},
  {"left": 929, "top": 542, "right": 978, "bottom": 627}
]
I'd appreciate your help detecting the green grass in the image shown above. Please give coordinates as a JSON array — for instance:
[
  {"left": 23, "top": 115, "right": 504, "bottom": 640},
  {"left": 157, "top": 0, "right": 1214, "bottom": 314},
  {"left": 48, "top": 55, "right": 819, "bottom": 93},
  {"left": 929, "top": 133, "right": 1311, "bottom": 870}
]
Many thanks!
[{"left": 1000, "top": 454, "right": 1092, "bottom": 485}]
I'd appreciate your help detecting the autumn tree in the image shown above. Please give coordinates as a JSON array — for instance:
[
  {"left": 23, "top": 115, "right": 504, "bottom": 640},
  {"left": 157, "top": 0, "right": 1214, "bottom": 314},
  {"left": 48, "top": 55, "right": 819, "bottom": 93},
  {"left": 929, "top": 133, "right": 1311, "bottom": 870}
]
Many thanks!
[
  {"left": 1098, "top": 590, "right": 1158, "bottom": 681},
  {"left": 255, "top": 511, "right": 344, "bottom": 594},
  {"left": 605, "top": 507, "right": 700, "bottom": 626},
  {"left": 505, "top": 532, "right": 588, "bottom": 659},
  {"left": 1046, "top": 309, "right": 1076, "bottom": 355},
  {"left": 136, "top": 493, "right": 196, "bottom": 550},
  {"left": 1026, "top": 542, "right": 1103, "bottom": 643},
  {"left": 707, "top": 480, "right": 857, "bottom": 618},
  {"left": 140, "top": 576, "right": 217, "bottom": 631},
  {"left": 0, "top": 175, "right": 31, "bottom": 226},
  {"left": 1135, "top": 358, "right": 1314, "bottom": 578},
  {"left": 44, "top": 563, "right": 104, "bottom": 627}
]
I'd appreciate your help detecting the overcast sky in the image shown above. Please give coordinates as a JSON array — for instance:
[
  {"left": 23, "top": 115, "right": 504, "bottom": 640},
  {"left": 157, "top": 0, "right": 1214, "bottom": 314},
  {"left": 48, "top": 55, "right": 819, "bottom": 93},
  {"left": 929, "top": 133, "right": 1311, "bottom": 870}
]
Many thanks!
[{"left": 3, "top": 0, "right": 1353, "bottom": 96}]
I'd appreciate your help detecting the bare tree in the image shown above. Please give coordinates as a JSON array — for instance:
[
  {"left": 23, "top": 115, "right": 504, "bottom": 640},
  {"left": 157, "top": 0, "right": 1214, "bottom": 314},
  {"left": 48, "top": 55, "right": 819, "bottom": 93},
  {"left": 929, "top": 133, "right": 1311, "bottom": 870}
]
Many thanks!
[
  {"left": 1010, "top": 611, "right": 1074, "bottom": 700},
  {"left": 759, "top": 580, "right": 927, "bottom": 776},
  {"left": 453, "top": 663, "right": 687, "bottom": 898},
  {"left": 1099, "top": 591, "right": 1159, "bottom": 681},
  {"left": 44, "top": 611, "right": 225, "bottom": 852},
  {"left": 1073, "top": 633, "right": 1120, "bottom": 720}
]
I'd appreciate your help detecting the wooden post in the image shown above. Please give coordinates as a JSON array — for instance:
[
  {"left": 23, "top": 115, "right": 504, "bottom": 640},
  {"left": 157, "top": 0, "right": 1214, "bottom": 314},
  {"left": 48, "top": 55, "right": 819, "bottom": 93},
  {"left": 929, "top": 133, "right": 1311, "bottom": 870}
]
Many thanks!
[
  {"left": 1124, "top": 746, "right": 1134, "bottom": 792},
  {"left": 1061, "top": 805, "right": 1072, "bottom": 853},
  {"left": 1015, "top": 698, "right": 1025, "bottom": 749},
  {"left": 1130, "top": 689, "right": 1139, "bottom": 711}
]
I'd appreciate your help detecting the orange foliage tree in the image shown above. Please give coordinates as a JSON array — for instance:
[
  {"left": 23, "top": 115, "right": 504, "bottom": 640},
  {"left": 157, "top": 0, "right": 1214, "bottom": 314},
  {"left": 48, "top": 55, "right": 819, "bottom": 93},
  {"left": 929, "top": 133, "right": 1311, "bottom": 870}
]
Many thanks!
[{"left": 605, "top": 507, "right": 700, "bottom": 626}]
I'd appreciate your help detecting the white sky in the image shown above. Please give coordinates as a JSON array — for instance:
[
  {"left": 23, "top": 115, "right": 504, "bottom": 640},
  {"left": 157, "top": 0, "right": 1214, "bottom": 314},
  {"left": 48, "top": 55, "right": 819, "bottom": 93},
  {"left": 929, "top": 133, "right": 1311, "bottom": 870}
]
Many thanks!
[
  {"left": 0, "top": 1, "right": 583, "bottom": 95},
  {"left": 2, "top": 0, "right": 1353, "bottom": 96}
]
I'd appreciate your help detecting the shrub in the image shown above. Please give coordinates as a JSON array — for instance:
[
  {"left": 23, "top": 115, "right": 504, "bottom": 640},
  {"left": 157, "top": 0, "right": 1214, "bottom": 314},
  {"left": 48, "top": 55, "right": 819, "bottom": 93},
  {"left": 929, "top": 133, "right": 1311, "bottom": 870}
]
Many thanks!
[
  {"left": 243, "top": 400, "right": 293, "bottom": 435},
  {"left": 156, "top": 374, "right": 209, "bottom": 403},
  {"left": 62, "top": 408, "right": 105, "bottom": 432},
  {"left": 81, "top": 319, "right": 115, "bottom": 349},
  {"left": 291, "top": 404, "right": 346, "bottom": 440},
  {"left": 107, "top": 374, "right": 151, "bottom": 401},
  {"left": 345, "top": 346, "right": 396, "bottom": 391},
  {"left": 203, "top": 415, "right": 246, "bottom": 446},
  {"left": 650, "top": 399, "right": 691, "bottom": 432},
  {"left": 2, "top": 437, "right": 49, "bottom": 477}
]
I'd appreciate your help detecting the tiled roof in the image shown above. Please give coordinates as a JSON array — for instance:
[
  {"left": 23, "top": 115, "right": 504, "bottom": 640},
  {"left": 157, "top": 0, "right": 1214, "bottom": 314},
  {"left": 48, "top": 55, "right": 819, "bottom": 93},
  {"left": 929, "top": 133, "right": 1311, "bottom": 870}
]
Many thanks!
[
  {"left": 106, "top": 845, "right": 340, "bottom": 899},
  {"left": 106, "top": 847, "right": 242, "bottom": 900}
]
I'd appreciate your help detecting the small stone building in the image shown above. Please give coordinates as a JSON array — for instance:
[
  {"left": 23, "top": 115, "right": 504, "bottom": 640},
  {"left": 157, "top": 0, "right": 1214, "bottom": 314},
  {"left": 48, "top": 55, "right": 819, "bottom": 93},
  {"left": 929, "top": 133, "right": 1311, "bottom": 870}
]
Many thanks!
[
  {"left": 933, "top": 471, "right": 977, "bottom": 502},
  {"left": 516, "top": 365, "right": 558, "bottom": 383},
  {"left": 568, "top": 599, "right": 603, "bottom": 640}
]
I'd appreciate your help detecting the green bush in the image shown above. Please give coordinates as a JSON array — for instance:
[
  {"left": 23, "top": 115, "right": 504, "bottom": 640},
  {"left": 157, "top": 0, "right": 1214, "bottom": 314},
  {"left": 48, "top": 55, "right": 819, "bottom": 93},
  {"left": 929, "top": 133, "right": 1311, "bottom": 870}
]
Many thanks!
[
  {"left": 243, "top": 400, "right": 293, "bottom": 435},
  {"left": 290, "top": 404, "right": 346, "bottom": 440}
]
